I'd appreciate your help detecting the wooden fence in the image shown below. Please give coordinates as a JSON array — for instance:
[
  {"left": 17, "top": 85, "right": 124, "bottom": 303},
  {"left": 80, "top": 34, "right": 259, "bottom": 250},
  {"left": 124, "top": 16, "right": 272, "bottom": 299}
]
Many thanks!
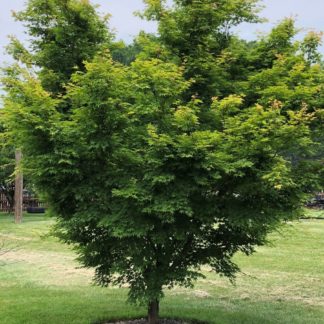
[
  {"left": 0, "top": 192, "right": 46, "bottom": 213},
  {"left": 0, "top": 193, "right": 12, "bottom": 213}
]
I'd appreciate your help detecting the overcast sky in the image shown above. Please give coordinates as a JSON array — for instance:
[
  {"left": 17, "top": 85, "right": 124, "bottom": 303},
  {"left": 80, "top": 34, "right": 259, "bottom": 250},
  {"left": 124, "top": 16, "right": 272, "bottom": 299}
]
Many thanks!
[{"left": 0, "top": 0, "right": 324, "bottom": 66}]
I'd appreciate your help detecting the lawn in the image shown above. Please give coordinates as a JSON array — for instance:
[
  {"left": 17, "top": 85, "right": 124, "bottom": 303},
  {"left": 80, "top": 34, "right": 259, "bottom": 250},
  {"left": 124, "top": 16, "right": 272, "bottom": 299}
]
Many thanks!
[
  {"left": 302, "top": 208, "right": 324, "bottom": 219},
  {"left": 0, "top": 211, "right": 323, "bottom": 324}
]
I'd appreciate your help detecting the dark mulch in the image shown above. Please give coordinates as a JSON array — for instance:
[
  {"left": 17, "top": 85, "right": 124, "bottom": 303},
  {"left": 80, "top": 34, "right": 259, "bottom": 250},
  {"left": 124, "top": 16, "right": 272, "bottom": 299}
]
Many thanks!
[{"left": 104, "top": 319, "right": 191, "bottom": 324}]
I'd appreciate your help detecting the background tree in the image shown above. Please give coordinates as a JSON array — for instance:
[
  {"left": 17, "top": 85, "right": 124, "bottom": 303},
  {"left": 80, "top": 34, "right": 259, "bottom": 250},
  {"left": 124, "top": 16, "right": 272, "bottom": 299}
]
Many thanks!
[
  {"left": 111, "top": 39, "right": 143, "bottom": 66},
  {"left": 2, "top": 0, "right": 323, "bottom": 323},
  {"left": 0, "top": 117, "right": 15, "bottom": 213}
]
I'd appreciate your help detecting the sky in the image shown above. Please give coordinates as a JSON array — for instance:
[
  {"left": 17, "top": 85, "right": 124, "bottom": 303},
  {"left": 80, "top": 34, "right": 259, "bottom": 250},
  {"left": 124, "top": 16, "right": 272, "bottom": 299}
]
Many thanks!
[{"left": 0, "top": 0, "right": 324, "bottom": 66}]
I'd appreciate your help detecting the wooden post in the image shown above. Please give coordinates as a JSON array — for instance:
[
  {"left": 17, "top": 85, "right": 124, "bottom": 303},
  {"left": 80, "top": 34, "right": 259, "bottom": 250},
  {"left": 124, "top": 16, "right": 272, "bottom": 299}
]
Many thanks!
[{"left": 14, "top": 149, "right": 23, "bottom": 224}]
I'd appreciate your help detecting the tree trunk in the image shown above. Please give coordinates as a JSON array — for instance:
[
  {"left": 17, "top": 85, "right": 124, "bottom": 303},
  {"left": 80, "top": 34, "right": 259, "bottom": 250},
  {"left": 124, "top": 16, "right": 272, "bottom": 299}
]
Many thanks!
[
  {"left": 148, "top": 299, "right": 159, "bottom": 324},
  {"left": 14, "top": 149, "right": 23, "bottom": 224}
]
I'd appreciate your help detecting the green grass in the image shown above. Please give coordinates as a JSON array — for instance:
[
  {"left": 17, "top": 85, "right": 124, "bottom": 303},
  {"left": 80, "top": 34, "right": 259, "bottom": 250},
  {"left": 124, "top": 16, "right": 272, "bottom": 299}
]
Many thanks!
[
  {"left": 302, "top": 208, "right": 324, "bottom": 219},
  {"left": 1, "top": 212, "right": 324, "bottom": 324}
]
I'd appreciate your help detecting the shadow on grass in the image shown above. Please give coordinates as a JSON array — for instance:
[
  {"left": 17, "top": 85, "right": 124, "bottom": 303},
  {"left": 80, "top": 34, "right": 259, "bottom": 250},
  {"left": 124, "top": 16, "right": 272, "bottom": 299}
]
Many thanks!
[
  {"left": 0, "top": 212, "right": 49, "bottom": 219},
  {"left": 95, "top": 317, "right": 208, "bottom": 324},
  {"left": 0, "top": 285, "right": 323, "bottom": 324}
]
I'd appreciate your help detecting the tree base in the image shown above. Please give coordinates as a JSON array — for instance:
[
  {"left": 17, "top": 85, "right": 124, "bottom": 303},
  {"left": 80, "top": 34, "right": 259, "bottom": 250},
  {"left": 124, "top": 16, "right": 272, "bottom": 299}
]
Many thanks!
[{"left": 103, "top": 318, "right": 190, "bottom": 324}]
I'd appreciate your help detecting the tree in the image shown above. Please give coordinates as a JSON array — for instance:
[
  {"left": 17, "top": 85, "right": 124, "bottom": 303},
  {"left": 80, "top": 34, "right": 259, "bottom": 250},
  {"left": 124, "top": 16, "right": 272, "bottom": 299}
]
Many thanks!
[
  {"left": 111, "top": 39, "right": 143, "bottom": 66},
  {"left": 1, "top": 0, "right": 111, "bottom": 216},
  {"left": 141, "top": 0, "right": 263, "bottom": 102},
  {"left": 7, "top": 0, "right": 111, "bottom": 97},
  {"left": 2, "top": 1, "right": 323, "bottom": 323},
  {"left": 0, "top": 118, "right": 15, "bottom": 213}
]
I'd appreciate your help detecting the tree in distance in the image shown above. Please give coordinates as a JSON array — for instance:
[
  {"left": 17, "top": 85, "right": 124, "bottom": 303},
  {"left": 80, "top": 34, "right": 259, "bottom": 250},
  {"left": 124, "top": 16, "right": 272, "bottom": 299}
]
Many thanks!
[
  {"left": 0, "top": 117, "right": 16, "bottom": 213},
  {"left": 2, "top": 0, "right": 323, "bottom": 323}
]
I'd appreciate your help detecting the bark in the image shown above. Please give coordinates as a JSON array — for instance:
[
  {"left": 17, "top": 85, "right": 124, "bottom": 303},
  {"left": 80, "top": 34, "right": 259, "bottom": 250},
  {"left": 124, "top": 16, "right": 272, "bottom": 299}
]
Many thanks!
[{"left": 148, "top": 299, "right": 159, "bottom": 324}]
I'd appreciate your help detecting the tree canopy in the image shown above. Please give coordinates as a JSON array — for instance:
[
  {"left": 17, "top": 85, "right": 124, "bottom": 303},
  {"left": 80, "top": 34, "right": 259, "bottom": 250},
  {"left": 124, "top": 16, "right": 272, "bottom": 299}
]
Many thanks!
[
  {"left": 0, "top": 117, "right": 15, "bottom": 212},
  {"left": 1, "top": 0, "right": 323, "bottom": 323},
  {"left": 8, "top": 0, "right": 111, "bottom": 96}
]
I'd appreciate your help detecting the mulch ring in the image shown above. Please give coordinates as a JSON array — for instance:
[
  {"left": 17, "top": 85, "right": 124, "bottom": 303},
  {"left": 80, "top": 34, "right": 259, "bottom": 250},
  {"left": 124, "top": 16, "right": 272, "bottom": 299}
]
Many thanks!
[{"left": 103, "top": 319, "right": 192, "bottom": 324}]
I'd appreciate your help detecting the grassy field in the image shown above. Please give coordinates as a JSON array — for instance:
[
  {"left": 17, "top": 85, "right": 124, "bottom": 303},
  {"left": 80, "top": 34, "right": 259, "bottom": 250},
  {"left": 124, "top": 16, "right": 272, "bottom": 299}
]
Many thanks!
[
  {"left": 0, "top": 211, "right": 324, "bottom": 324},
  {"left": 303, "top": 208, "right": 324, "bottom": 219}
]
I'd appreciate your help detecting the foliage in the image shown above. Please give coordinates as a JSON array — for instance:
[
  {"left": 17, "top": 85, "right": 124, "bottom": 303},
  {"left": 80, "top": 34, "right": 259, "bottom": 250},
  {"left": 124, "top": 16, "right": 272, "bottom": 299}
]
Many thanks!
[
  {"left": 1, "top": 0, "right": 323, "bottom": 322},
  {"left": 142, "top": 0, "right": 263, "bottom": 102},
  {"left": 8, "top": 0, "right": 111, "bottom": 96},
  {"left": 1, "top": 0, "right": 111, "bottom": 212},
  {"left": 111, "top": 40, "right": 143, "bottom": 66},
  {"left": 0, "top": 118, "right": 15, "bottom": 212}
]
